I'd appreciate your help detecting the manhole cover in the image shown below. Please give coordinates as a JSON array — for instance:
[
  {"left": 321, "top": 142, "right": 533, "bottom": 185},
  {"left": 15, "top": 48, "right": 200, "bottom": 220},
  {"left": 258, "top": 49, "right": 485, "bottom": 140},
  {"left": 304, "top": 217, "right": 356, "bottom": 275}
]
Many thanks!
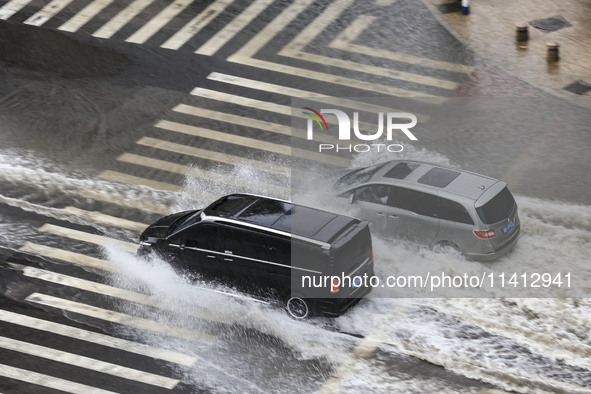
[
  {"left": 564, "top": 80, "right": 591, "bottom": 95},
  {"left": 437, "top": 2, "right": 462, "bottom": 14},
  {"left": 530, "top": 16, "right": 572, "bottom": 32}
]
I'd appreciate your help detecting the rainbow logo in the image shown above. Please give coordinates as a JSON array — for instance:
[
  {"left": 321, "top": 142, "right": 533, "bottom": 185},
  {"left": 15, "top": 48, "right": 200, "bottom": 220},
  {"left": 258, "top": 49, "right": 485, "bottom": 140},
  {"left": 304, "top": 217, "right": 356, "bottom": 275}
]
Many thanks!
[{"left": 302, "top": 107, "right": 328, "bottom": 131}]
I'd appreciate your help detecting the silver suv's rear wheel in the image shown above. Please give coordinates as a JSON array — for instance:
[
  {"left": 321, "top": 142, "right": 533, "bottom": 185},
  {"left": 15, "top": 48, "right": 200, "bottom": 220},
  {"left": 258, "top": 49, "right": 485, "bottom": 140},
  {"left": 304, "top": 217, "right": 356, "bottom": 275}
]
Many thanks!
[{"left": 286, "top": 296, "right": 310, "bottom": 319}]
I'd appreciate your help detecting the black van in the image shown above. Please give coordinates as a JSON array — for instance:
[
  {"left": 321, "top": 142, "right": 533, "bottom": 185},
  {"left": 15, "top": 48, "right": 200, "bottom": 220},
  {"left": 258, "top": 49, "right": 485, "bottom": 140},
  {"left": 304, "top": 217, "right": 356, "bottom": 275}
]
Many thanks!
[{"left": 138, "top": 194, "right": 374, "bottom": 319}]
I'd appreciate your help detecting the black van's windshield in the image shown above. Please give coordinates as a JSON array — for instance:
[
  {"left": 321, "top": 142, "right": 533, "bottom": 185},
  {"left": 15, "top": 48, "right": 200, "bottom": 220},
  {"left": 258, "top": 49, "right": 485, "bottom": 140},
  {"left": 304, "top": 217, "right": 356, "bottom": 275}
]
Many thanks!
[
  {"left": 476, "top": 187, "right": 516, "bottom": 224},
  {"left": 169, "top": 211, "right": 202, "bottom": 234}
]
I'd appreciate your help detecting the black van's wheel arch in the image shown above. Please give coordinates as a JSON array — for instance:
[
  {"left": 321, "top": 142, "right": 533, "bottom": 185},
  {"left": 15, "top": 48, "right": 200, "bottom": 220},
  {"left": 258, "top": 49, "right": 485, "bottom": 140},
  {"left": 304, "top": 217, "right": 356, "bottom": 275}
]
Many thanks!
[{"left": 284, "top": 294, "right": 311, "bottom": 320}]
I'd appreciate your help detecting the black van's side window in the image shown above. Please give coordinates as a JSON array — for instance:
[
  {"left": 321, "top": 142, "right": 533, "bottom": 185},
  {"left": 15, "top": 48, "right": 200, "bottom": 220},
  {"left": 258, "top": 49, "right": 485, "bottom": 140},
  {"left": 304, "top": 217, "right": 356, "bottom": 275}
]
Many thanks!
[
  {"left": 389, "top": 187, "right": 437, "bottom": 217},
  {"left": 184, "top": 224, "right": 219, "bottom": 250},
  {"left": 436, "top": 198, "right": 474, "bottom": 225},
  {"left": 266, "top": 236, "right": 291, "bottom": 265},
  {"left": 222, "top": 227, "right": 273, "bottom": 261}
]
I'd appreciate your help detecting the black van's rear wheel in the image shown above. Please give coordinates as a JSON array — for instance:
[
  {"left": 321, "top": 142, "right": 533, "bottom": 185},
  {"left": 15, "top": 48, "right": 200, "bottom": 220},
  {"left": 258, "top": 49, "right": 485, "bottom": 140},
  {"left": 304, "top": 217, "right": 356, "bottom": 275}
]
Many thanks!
[{"left": 285, "top": 296, "right": 310, "bottom": 319}]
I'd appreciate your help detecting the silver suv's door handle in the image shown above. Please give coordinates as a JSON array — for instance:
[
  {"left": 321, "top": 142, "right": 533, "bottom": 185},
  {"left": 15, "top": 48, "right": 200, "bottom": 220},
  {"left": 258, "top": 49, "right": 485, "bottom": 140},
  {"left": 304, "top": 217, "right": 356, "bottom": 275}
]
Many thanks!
[{"left": 390, "top": 215, "right": 399, "bottom": 219}]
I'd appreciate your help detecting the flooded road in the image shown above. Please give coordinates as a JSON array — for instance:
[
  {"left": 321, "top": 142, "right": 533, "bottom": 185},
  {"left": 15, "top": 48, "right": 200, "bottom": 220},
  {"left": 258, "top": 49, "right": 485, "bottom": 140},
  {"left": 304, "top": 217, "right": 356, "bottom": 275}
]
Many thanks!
[{"left": 0, "top": 0, "right": 590, "bottom": 392}]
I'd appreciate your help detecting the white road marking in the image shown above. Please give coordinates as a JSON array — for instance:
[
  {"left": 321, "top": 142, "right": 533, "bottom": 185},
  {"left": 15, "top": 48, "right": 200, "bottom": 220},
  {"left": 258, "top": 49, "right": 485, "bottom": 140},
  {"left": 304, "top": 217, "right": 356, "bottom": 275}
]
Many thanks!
[
  {"left": 100, "top": 170, "right": 182, "bottom": 192},
  {"left": 20, "top": 242, "right": 116, "bottom": 272},
  {"left": 77, "top": 190, "right": 169, "bottom": 216},
  {"left": 26, "top": 293, "right": 218, "bottom": 343},
  {"left": 136, "top": 136, "right": 290, "bottom": 177},
  {"left": 206, "top": 72, "right": 429, "bottom": 121},
  {"left": 58, "top": 0, "right": 115, "bottom": 32},
  {"left": 161, "top": 0, "right": 234, "bottom": 50},
  {"left": 0, "top": 309, "right": 197, "bottom": 366},
  {"left": 21, "top": 266, "right": 235, "bottom": 326},
  {"left": 190, "top": 87, "right": 291, "bottom": 116},
  {"left": 279, "top": 49, "right": 459, "bottom": 90},
  {"left": 172, "top": 103, "right": 336, "bottom": 143},
  {"left": 38, "top": 223, "right": 138, "bottom": 253},
  {"left": 125, "top": 0, "right": 193, "bottom": 44},
  {"left": 62, "top": 206, "right": 148, "bottom": 233},
  {"left": 24, "top": 0, "right": 74, "bottom": 26},
  {"left": 277, "top": 0, "right": 354, "bottom": 55},
  {"left": 329, "top": 15, "right": 474, "bottom": 74},
  {"left": 230, "top": 0, "right": 315, "bottom": 59},
  {"left": 92, "top": 0, "right": 154, "bottom": 39},
  {"left": 0, "top": 336, "right": 180, "bottom": 389},
  {"left": 0, "top": 0, "right": 33, "bottom": 20},
  {"left": 190, "top": 87, "right": 425, "bottom": 129},
  {"left": 0, "top": 363, "right": 116, "bottom": 394},
  {"left": 229, "top": 55, "right": 445, "bottom": 102},
  {"left": 227, "top": 0, "right": 443, "bottom": 101},
  {"left": 155, "top": 120, "right": 291, "bottom": 155},
  {"left": 195, "top": 0, "right": 274, "bottom": 56},
  {"left": 173, "top": 104, "right": 292, "bottom": 136},
  {"left": 118, "top": 152, "right": 288, "bottom": 196}
]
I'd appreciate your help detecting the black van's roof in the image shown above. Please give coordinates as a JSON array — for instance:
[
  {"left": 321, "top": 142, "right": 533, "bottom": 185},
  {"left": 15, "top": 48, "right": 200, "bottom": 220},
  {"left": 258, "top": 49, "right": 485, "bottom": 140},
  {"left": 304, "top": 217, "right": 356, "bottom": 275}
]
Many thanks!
[{"left": 203, "top": 194, "right": 360, "bottom": 244}]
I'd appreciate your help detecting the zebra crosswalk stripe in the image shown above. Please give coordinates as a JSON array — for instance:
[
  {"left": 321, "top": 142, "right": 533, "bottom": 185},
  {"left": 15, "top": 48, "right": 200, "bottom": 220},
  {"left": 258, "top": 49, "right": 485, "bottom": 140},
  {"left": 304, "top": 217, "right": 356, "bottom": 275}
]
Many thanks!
[
  {"left": 0, "top": 0, "right": 33, "bottom": 20},
  {"left": 21, "top": 265, "right": 236, "bottom": 325},
  {"left": 38, "top": 223, "right": 138, "bottom": 253},
  {"left": 195, "top": 0, "right": 274, "bottom": 56},
  {"left": 0, "top": 363, "right": 116, "bottom": 394},
  {"left": 161, "top": 0, "right": 234, "bottom": 50},
  {"left": 92, "top": 0, "right": 155, "bottom": 39},
  {"left": 125, "top": 0, "right": 193, "bottom": 44},
  {"left": 0, "top": 309, "right": 197, "bottom": 366},
  {"left": 0, "top": 336, "right": 180, "bottom": 389},
  {"left": 26, "top": 292, "right": 218, "bottom": 343},
  {"left": 58, "top": 0, "right": 115, "bottom": 33},
  {"left": 24, "top": 0, "right": 75, "bottom": 26}
]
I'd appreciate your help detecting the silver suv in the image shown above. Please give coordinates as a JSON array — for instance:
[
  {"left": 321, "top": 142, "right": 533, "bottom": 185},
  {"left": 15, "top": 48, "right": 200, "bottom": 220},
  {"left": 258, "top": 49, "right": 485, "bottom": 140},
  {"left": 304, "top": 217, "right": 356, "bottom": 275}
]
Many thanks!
[{"left": 334, "top": 160, "right": 520, "bottom": 261}]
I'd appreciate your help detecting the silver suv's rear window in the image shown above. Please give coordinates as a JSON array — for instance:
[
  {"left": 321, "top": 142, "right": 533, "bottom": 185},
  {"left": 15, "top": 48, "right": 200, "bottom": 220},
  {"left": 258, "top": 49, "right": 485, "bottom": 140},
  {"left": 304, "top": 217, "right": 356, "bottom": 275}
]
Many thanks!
[{"left": 476, "top": 187, "right": 516, "bottom": 224}]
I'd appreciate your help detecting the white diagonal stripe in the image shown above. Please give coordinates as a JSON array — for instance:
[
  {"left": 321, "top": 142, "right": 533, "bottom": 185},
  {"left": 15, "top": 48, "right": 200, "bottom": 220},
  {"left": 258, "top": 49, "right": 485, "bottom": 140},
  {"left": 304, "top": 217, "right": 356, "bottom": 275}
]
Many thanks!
[
  {"left": 161, "top": 0, "right": 234, "bottom": 50},
  {"left": 20, "top": 242, "right": 117, "bottom": 272},
  {"left": 206, "top": 72, "right": 429, "bottom": 121},
  {"left": 92, "top": 0, "right": 154, "bottom": 39},
  {"left": 0, "top": 309, "right": 197, "bottom": 366},
  {"left": 136, "top": 137, "right": 290, "bottom": 176},
  {"left": 58, "top": 0, "right": 115, "bottom": 33},
  {"left": 0, "top": 363, "right": 116, "bottom": 394},
  {"left": 21, "top": 266, "right": 235, "bottom": 325},
  {"left": 39, "top": 223, "right": 138, "bottom": 253},
  {"left": 118, "top": 152, "right": 288, "bottom": 196},
  {"left": 100, "top": 170, "right": 182, "bottom": 192},
  {"left": 195, "top": 0, "right": 274, "bottom": 56},
  {"left": 26, "top": 292, "right": 218, "bottom": 343},
  {"left": 126, "top": 0, "right": 193, "bottom": 44},
  {"left": 24, "top": 0, "right": 75, "bottom": 26},
  {"left": 155, "top": 120, "right": 290, "bottom": 155},
  {"left": 62, "top": 206, "right": 148, "bottom": 233},
  {"left": 0, "top": 0, "right": 33, "bottom": 20},
  {"left": 0, "top": 336, "right": 180, "bottom": 389}
]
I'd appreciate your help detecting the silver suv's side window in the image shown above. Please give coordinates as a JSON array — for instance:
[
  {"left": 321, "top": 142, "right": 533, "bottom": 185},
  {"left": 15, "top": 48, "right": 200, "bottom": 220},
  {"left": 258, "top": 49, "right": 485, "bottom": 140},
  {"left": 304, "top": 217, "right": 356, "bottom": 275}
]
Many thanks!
[
  {"left": 388, "top": 186, "right": 437, "bottom": 217},
  {"left": 354, "top": 185, "right": 390, "bottom": 205},
  {"left": 436, "top": 197, "right": 474, "bottom": 225}
]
